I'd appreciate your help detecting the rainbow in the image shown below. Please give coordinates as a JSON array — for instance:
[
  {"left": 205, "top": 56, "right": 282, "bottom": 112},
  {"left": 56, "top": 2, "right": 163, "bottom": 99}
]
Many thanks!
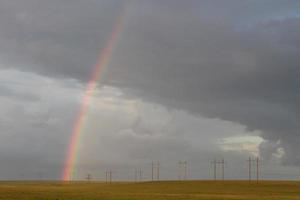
[{"left": 62, "top": 3, "right": 131, "bottom": 181}]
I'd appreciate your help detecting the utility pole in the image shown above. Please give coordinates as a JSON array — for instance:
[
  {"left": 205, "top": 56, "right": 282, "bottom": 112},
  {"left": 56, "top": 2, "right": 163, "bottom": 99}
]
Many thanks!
[
  {"left": 135, "top": 168, "right": 142, "bottom": 182},
  {"left": 86, "top": 174, "right": 92, "bottom": 182},
  {"left": 71, "top": 170, "right": 76, "bottom": 181},
  {"left": 183, "top": 161, "right": 187, "bottom": 180},
  {"left": 157, "top": 161, "right": 160, "bottom": 181},
  {"left": 151, "top": 161, "right": 160, "bottom": 181},
  {"left": 248, "top": 157, "right": 260, "bottom": 182},
  {"left": 106, "top": 170, "right": 113, "bottom": 183},
  {"left": 178, "top": 161, "right": 182, "bottom": 180},
  {"left": 106, "top": 171, "right": 108, "bottom": 183},
  {"left": 211, "top": 159, "right": 218, "bottom": 180},
  {"left": 221, "top": 159, "right": 225, "bottom": 180},
  {"left": 248, "top": 157, "right": 252, "bottom": 181},
  {"left": 211, "top": 158, "right": 225, "bottom": 180},
  {"left": 139, "top": 169, "right": 143, "bottom": 182},
  {"left": 151, "top": 162, "right": 154, "bottom": 181},
  {"left": 109, "top": 170, "right": 112, "bottom": 183},
  {"left": 178, "top": 161, "right": 187, "bottom": 180},
  {"left": 256, "top": 157, "right": 260, "bottom": 182},
  {"left": 211, "top": 159, "right": 217, "bottom": 180}
]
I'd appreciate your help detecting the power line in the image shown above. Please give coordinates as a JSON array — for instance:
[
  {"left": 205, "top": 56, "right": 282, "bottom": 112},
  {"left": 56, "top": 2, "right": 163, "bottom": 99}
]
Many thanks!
[
  {"left": 139, "top": 169, "right": 143, "bottom": 182},
  {"left": 151, "top": 161, "right": 160, "bottom": 181},
  {"left": 151, "top": 162, "right": 154, "bottom": 181},
  {"left": 105, "top": 170, "right": 113, "bottom": 183},
  {"left": 134, "top": 168, "right": 138, "bottom": 182},
  {"left": 256, "top": 157, "right": 259, "bottom": 182},
  {"left": 157, "top": 161, "right": 160, "bottom": 181},
  {"left": 247, "top": 157, "right": 260, "bottom": 182},
  {"left": 86, "top": 174, "right": 92, "bottom": 182},
  {"left": 211, "top": 158, "right": 225, "bottom": 180},
  {"left": 134, "top": 168, "right": 143, "bottom": 182},
  {"left": 178, "top": 161, "right": 187, "bottom": 180}
]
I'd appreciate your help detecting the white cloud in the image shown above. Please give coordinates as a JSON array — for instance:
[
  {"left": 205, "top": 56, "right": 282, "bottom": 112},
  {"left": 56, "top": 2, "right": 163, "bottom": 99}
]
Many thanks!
[{"left": 218, "top": 135, "right": 264, "bottom": 156}]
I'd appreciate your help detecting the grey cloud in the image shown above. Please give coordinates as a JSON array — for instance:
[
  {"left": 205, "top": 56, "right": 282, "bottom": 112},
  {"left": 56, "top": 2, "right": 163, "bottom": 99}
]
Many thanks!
[
  {"left": 106, "top": 2, "right": 300, "bottom": 165},
  {"left": 76, "top": 100, "right": 259, "bottom": 180},
  {"left": 0, "top": 70, "right": 81, "bottom": 179},
  {"left": 0, "top": 0, "right": 300, "bottom": 177},
  {"left": 0, "top": 83, "right": 40, "bottom": 101},
  {"left": 0, "top": 0, "right": 126, "bottom": 80}
]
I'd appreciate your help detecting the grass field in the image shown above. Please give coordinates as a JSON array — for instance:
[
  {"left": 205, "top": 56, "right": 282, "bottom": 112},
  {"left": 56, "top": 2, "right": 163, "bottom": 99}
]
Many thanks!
[{"left": 0, "top": 181, "right": 300, "bottom": 200}]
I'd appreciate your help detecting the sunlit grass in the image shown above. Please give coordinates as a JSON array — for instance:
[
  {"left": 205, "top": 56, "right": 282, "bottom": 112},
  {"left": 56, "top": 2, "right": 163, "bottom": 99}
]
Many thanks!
[{"left": 0, "top": 180, "right": 299, "bottom": 200}]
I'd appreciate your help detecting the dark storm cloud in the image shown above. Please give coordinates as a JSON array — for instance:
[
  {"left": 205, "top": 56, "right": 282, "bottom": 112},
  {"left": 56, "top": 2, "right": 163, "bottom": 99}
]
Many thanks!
[
  {"left": 0, "top": 0, "right": 126, "bottom": 80},
  {"left": 0, "top": 0, "right": 300, "bottom": 166},
  {"left": 106, "top": 1, "right": 300, "bottom": 165}
]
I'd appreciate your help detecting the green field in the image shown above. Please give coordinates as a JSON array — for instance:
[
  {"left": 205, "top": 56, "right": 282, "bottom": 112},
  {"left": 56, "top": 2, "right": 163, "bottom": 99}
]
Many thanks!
[{"left": 0, "top": 181, "right": 300, "bottom": 200}]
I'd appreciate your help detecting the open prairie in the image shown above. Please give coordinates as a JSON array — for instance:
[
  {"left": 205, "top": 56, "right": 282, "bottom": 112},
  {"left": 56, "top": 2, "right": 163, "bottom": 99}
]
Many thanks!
[{"left": 0, "top": 181, "right": 299, "bottom": 200}]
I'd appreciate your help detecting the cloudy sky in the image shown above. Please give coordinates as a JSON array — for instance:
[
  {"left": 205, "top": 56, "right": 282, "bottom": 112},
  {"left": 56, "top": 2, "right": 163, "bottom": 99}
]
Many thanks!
[{"left": 0, "top": 0, "right": 300, "bottom": 180}]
